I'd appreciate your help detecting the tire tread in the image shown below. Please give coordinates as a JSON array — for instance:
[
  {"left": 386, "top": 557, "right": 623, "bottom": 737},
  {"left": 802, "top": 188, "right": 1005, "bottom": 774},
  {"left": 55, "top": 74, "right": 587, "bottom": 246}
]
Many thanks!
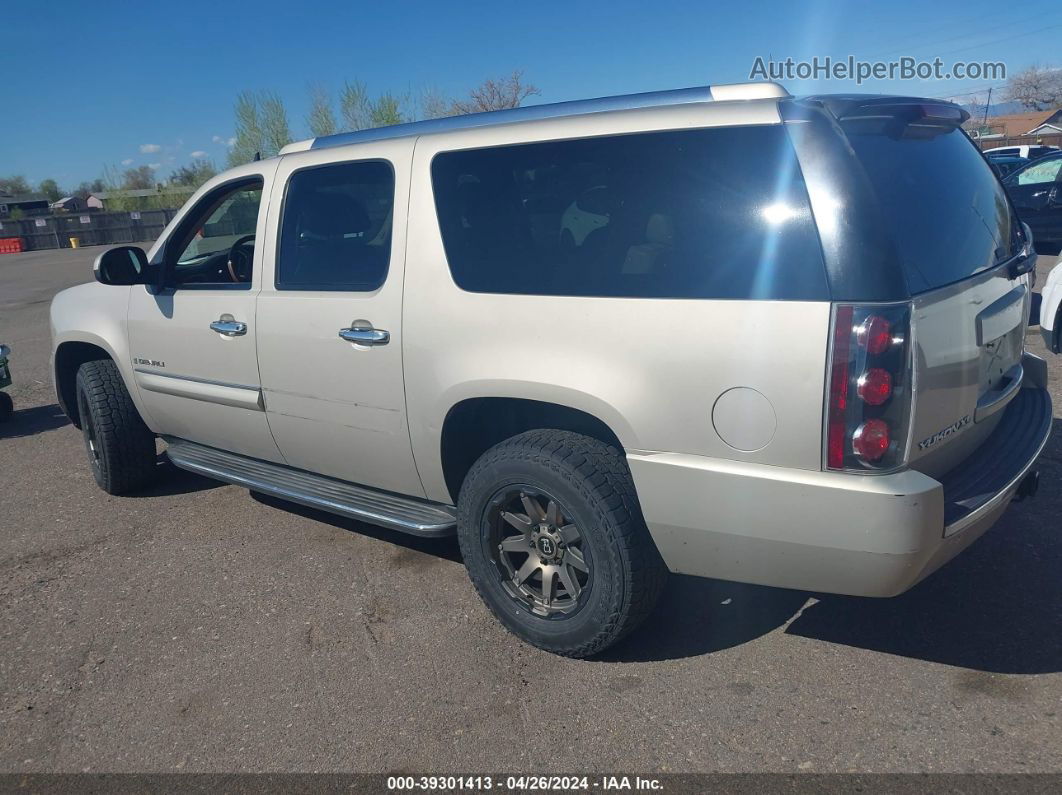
[{"left": 76, "top": 359, "right": 156, "bottom": 495}]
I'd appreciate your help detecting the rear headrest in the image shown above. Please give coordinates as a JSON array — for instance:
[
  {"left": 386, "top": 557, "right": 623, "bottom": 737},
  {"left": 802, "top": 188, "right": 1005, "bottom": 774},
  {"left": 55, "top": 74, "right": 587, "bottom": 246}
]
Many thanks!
[
  {"left": 645, "top": 213, "right": 675, "bottom": 245},
  {"left": 298, "top": 192, "right": 371, "bottom": 237}
]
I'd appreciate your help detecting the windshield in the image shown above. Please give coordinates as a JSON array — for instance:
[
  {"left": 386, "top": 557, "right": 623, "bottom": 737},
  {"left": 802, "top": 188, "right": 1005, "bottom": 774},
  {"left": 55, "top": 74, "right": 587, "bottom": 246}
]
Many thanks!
[{"left": 842, "top": 120, "right": 1021, "bottom": 294}]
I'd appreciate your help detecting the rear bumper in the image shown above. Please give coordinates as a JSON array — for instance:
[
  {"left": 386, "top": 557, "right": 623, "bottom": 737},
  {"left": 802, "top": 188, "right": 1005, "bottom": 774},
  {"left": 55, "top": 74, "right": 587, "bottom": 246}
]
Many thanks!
[{"left": 628, "top": 382, "right": 1052, "bottom": 598}]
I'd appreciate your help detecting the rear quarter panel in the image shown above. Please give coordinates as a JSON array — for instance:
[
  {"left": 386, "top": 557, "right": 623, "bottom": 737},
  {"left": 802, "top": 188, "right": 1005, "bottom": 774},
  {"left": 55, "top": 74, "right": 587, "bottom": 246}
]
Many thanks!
[{"left": 403, "top": 108, "right": 831, "bottom": 504}]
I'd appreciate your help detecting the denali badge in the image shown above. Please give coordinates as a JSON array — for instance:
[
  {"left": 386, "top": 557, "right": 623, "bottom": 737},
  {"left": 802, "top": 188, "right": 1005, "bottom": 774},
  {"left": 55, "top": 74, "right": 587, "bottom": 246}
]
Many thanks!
[{"left": 918, "top": 415, "right": 972, "bottom": 450}]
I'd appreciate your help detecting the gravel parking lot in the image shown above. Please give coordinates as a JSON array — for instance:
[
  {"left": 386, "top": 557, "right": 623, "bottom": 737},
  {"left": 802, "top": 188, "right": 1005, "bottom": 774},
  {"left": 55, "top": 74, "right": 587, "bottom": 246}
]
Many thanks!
[{"left": 1, "top": 247, "right": 1060, "bottom": 773}]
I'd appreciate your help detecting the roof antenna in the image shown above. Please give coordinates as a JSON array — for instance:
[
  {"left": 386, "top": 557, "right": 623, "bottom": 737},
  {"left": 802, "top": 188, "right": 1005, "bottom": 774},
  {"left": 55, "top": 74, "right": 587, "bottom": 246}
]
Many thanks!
[{"left": 253, "top": 151, "right": 261, "bottom": 161}]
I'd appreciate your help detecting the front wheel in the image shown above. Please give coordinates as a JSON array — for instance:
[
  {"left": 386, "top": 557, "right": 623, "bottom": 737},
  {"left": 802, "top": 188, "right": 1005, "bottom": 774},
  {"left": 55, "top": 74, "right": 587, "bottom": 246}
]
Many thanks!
[
  {"left": 457, "top": 430, "right": 667, "bottom": 657},
  {"left": 75, "top": 360, "right": 157, "bottom": 495}
]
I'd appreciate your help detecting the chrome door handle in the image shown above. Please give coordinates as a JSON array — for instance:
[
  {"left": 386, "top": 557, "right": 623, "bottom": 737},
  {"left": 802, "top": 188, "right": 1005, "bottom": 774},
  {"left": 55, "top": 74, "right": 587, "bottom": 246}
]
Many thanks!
[
  {"left": 210, "top": 319, "right": 247, "bottom": 337},
  {"left": 339, "top": 322, "right": 389, "bottom": 346}
]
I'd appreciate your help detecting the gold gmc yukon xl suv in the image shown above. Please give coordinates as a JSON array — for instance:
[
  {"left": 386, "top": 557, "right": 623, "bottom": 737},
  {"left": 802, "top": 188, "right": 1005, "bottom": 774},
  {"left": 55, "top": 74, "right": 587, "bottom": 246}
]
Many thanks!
[{"left": 50, "top": 83, "right": 1052, "bottom": 656}]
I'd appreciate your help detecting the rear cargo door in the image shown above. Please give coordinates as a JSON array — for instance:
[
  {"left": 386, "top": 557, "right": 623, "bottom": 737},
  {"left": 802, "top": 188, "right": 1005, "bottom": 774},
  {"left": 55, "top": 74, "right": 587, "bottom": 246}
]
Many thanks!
[{"left": 841, "top": 110, "right": 1033, "bottom": 478}]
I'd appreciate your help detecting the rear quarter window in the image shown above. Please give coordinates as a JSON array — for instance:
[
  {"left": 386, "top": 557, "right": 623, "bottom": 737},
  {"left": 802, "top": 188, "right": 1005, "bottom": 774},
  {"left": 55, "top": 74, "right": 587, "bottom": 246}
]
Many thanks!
[{"left": 430, "top": 126, "right": 828, "bottom": 300}]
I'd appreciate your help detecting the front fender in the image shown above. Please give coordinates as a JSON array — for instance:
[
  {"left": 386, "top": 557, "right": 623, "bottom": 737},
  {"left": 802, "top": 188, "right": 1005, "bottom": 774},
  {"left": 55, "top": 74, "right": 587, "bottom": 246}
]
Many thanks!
[{"left": 50, "top": 282, "right": 155, "bottom": 428}]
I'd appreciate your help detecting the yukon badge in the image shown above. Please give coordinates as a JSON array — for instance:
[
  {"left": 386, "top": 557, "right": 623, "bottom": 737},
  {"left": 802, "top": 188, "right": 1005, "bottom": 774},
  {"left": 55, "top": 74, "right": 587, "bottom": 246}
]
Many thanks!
[
  {"left": 918, "top": 415, "right": 972, "bottom": 450},
  {"left": 133, "top": 357, "right": 165, "bottom": 368}
]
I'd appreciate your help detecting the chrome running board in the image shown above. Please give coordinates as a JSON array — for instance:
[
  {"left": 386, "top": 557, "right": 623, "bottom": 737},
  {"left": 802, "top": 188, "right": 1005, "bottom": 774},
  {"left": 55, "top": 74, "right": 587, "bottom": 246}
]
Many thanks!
[{"left": 164, "top": 437, "right": 456, "bottom": 537}]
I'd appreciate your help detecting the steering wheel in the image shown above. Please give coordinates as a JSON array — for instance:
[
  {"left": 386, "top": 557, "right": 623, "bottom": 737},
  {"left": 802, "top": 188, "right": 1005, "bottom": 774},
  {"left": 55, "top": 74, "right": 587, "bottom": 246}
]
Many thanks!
[{"left": 226, "top": 235, "right": 256, "bottom": 283}]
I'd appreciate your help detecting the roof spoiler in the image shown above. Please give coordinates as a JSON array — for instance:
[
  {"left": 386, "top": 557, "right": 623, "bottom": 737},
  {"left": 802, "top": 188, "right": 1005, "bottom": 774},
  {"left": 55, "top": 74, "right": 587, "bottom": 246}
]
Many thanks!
[{"left": 797, "top": 95, "right": 970, "bottom": 127}]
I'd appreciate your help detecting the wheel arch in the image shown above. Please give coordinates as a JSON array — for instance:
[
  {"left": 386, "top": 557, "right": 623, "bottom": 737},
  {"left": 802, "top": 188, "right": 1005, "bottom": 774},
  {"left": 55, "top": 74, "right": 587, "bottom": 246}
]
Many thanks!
[
  {"left": 439, "top": 396, "right": 627, "bottom": 504},
  {"left": 54, "top": 339, "right": 116, "bottom": 428}
]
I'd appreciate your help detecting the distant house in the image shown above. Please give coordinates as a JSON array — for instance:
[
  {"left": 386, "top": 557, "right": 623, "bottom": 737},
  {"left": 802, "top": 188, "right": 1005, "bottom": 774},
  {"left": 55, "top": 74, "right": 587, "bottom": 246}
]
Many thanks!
[
  {"left": 50, "top": 196, "right": 87, "bottom": 213},
  {"left": 88, "top": 187, "right": 194, "bottom": 211},
  {"left": 976, "top": 108, "right": 1062, "bottom": 140},
  {"left": 0, "top": 192, "right": 50, "bottom": 217}
]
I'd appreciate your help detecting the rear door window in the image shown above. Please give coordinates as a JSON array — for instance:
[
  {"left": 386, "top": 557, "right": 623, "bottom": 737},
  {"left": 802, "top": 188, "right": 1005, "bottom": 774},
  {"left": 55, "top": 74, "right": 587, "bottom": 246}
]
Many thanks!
[
  {"left": 430, "top": 127, "right": 828, "bottom": 300},
  {"left": 277, "top": 160, "right": 394, "bottom": 291}
]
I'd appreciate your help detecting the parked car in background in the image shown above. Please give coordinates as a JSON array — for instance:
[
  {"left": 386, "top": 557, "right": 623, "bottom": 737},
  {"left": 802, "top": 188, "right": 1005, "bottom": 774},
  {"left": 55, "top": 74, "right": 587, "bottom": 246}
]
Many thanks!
[
  {"left": 50, "top": 84, "right": 1052, "bottom": 657},
  {"left": 984, "top": 144, "right": 1060, "bottom": 160},
  {"left": 1003, "top": 152, "right": 1062, "bottom": 254},
  {"left": 985, "top": 153, "right": 1029, "bottom": 178},
  {"left": 1040, "top": 255, "right": 1062, "bottom": 354}
]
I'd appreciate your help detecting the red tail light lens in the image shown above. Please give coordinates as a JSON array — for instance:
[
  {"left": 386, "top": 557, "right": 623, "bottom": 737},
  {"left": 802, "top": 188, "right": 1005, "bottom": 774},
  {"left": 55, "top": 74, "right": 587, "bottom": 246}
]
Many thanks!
[
  {"left": 856, "top": 368, "right": 892, "bottom": 406},
  {"left": 825, "top": 303, "right": 912, "bottom": 472},
  {"left": 857, "top": 315, "right": 892, "bottom": 355},
  {"left": 826, "top": 306, "right": 853, "bottom": 469},
  {"left": 852, "top": 419, "right": 890, "bottom": 461}
]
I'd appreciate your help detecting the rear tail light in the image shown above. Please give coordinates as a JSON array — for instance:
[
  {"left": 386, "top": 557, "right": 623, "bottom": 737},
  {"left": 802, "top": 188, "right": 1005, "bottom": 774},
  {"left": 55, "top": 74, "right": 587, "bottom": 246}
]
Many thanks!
[{"left": 825, "top": 303, "right": 913, "bottom": 472}]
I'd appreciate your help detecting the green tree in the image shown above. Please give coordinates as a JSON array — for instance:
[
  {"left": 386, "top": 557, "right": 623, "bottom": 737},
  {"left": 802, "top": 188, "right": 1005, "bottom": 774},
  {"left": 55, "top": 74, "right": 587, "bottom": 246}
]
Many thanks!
[
  {"left": 229, "top": 91, "right": 263, "bottom": 167},
  {"left": 339, "top": 80, "right": 372, "bottom": 131},
  {"left": 260, "top": 91, "right": 292, "bottom": 157},
  {"left": 122, "top": 166, "right": 156, "bottom": 190},
  {"left": 370, "top": 92, "right": 405, "bottom": 127},
  {"left": 169, "top": 160, "right": 217, "bottom": 188},
  {"left": 418, "top": 86, "right": 457, "bottom": 120},
  {"left": 38, "top": 179, "right": 62, "bottom": 202},
  {"left": 306, "top": 83, "right": 337, "bottom": 137},
  {"left": 0, "top": 175, "right": 31, "bottom": 195},
  {"left": 228, "top": 90, "right": 292, "bottom": 166}
]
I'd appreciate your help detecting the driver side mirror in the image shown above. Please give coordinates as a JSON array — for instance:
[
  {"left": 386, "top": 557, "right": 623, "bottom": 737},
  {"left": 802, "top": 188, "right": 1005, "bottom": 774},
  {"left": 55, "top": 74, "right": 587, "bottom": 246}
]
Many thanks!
[{"left": 94, "top": 246, "right": 148, "bottom": 286}]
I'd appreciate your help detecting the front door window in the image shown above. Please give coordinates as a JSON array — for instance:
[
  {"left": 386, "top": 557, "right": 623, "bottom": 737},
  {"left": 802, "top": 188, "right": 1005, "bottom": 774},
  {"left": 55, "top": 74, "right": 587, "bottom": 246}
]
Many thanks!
[{"left": 168, "top": 181, "right": 263, "bottom": 287}]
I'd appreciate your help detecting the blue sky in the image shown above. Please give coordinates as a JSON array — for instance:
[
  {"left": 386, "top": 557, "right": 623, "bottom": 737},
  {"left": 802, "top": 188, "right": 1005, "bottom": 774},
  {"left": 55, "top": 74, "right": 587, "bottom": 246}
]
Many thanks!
[{"left": 3, "top": 0, "right": 1060, "bottom": 189}]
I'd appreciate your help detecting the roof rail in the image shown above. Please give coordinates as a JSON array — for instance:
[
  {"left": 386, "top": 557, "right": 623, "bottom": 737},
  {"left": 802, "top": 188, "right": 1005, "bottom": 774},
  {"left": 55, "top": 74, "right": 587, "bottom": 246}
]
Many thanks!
[{"left": 294, "top": 82, "right": 788, "bottom": 153}]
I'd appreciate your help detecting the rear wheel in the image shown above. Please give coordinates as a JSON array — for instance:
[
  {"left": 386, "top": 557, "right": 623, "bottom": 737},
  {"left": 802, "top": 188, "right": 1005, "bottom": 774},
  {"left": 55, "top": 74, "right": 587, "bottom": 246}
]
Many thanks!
[
  {"left": 75, "top": 360, "right": 157, "bottom": 495},
  {"left": 457, "top": 430, "right": 667, "bottom": 657}
]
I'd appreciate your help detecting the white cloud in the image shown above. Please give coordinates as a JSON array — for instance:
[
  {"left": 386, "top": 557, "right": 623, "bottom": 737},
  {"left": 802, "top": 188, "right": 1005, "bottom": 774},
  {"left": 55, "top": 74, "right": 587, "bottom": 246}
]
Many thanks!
[
  {"left": 228, "top": 137, "right": 236, "bottom": 147},
  {"left": 121, "top": 158, "right": 134, "bottom": 166},
  {"left": 139, "top": 143, "right": 162, "bottom": 154},
  {"left": 212, "top": 135, "right": 236, "bottom": 147},
  {"left": 190, "top": 150, "right": 208, "bottom": 158},
  {"left": 148, "top": 163, "right": 162, "bottom": 170}
]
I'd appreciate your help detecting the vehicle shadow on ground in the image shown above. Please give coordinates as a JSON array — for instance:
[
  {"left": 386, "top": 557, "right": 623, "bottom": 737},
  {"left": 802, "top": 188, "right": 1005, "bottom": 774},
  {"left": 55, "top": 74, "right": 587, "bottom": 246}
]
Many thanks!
[
  {"left": 788, "top": 506, "right": 1062, "bottom": 675},
  {"left": 0, "top": 403, "right": 69, "bottom": 439},
  {"left": 128, "top": 455, "right": 225, "bottom": 498},
  {"left": 249, "top": 491, "right": 463, "bottom": 563},
  {"left": 789, "top": 424, "right": 1062, "bottom": 675},
  {"left": 237, "top": 424, "right": 1060, "bottom": 672},
  {"left": 600, "top": 577, "right": 810, "bottom": 662}
]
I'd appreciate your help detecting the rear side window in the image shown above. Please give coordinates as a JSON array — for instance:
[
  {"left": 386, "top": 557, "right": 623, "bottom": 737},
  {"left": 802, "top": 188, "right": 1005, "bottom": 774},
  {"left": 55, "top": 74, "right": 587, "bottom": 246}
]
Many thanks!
[
  {"left": 430, "top": 127, "right": 828, "bottom": 300},
  {"left": 843, "top": 121, "right": 1020, "bottom": 294},
  {"left": 277, "top": 160, "right": 394, "bottom": 291}
]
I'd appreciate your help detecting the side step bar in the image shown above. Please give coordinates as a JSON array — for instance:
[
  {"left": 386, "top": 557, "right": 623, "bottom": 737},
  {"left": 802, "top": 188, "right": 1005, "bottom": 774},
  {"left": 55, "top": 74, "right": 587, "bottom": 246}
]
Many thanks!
[{"left": 164, "top": 437, "right": 456, "bottom": 537}]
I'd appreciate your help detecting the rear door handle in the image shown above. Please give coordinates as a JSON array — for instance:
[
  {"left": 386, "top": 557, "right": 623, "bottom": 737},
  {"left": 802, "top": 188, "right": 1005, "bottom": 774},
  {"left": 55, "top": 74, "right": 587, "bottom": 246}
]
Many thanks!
[
  {"left": 210, "top": 318, "right": 247, "bottom": 337},
  {"left": 339, "top": 321, "right": 389, "bottom": 346}
]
